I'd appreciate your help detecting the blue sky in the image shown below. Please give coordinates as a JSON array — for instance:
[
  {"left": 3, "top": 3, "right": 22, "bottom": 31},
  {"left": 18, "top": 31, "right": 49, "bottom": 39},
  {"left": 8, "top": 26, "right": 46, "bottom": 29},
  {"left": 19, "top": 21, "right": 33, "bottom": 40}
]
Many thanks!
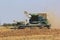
[{"left": 0, "top": 0, "right": 60, "bottom": 24}]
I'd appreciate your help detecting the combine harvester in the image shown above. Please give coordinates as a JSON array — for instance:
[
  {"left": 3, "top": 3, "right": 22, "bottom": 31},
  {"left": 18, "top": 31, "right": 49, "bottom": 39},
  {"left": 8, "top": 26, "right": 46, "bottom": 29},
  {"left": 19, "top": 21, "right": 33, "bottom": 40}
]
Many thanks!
[{"left": 16, "top": 11, "right": 51, "bottom": 29}]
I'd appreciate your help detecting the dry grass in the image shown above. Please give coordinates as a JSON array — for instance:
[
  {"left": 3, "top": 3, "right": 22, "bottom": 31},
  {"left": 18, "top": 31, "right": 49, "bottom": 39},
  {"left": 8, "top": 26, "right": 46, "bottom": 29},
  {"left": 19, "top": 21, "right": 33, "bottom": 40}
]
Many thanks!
[
  {"left": 0, "top": 26, "right": 60, "bottom": 40},
  {"left": 0, "top": 35, "right": 53, "bottom": 40}
]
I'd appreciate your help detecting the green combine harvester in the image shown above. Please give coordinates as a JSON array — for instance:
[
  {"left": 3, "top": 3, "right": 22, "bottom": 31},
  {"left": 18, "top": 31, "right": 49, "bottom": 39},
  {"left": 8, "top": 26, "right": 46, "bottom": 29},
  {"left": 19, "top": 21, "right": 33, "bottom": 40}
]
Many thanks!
[{"left": 16, "top": 12, "right": 51, "bottom": 29}]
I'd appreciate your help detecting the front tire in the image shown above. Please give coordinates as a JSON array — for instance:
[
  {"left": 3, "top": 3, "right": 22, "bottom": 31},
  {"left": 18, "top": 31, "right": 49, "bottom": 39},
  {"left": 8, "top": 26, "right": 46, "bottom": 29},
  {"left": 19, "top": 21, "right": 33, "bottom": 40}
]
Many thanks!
[{"left": 18, "top": 26, "right": 25, "bottom": 29}]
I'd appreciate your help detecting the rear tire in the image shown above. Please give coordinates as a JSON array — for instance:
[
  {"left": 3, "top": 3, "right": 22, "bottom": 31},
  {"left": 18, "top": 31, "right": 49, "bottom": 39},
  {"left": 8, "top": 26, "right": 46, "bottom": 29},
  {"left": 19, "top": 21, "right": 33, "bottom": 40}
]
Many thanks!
[{"left": 46, "top": 25, "right": 50, "bottom": 29}]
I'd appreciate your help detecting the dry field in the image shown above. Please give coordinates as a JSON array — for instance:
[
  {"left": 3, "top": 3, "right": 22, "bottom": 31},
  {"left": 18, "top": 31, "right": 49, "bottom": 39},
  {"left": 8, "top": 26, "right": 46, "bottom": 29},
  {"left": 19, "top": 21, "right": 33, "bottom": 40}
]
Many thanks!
[{"left": 0, "top": 26, "right": 60, "bottom": 40}]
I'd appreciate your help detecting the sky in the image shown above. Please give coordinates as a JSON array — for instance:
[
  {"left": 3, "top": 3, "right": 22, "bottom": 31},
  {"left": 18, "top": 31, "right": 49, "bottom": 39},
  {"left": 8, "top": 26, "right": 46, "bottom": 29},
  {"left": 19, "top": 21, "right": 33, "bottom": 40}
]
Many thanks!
[{"left": 0, "top": 0, "right": 60, "bottom": 28}]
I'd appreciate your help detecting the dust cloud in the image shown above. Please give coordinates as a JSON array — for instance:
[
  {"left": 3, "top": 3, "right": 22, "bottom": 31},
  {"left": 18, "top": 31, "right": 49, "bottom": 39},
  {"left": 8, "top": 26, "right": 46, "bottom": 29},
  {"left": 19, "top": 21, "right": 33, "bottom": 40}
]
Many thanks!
[{"left": 47, "top": 12, "right": 60, "bottom": 29}]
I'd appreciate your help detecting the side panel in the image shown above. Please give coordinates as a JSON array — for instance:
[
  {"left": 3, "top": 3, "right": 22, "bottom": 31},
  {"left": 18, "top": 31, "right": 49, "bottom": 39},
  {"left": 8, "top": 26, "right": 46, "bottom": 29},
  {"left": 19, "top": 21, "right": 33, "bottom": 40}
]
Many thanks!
[{"left": 38, "top": 13, "right": 47, "bottom": 19}]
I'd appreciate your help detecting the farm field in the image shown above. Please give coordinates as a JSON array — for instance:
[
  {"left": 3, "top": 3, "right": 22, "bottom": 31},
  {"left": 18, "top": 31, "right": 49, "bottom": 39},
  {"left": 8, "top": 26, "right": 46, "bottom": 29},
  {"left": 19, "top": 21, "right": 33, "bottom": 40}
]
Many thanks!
[{"left": 0, "top": 26, "right": 60, "bottom": 40}]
